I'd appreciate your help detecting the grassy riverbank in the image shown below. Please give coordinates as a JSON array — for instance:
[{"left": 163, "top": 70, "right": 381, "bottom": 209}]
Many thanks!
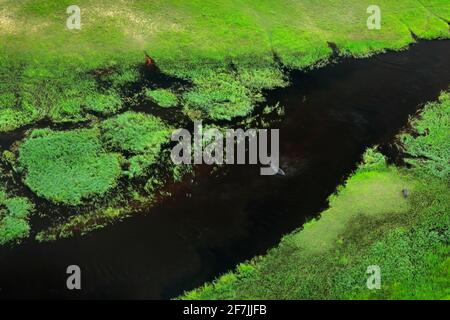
[
  {"left": 1, "top": 0, "right": 449, "bottom": 128},
  {"left": 1, "top": 1, "right": 449, "bottom": 244},
  {"left": 182, "top": 92, "right": 450, "bottom": 300}
]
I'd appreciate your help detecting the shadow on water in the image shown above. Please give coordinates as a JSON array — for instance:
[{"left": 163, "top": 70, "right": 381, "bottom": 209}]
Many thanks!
[{"left": 0, "top": 40, "right": 449, "bottom": 299}]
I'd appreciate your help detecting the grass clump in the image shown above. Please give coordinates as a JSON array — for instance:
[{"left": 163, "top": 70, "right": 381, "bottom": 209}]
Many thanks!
[
  {"left": 84, "top": 91, "right": 123, "bottom": 114},
  {"left": 18, "top": 128, "right": 121, "bottom": 205},
  {"left": 0, "top": 190, "right": 35, "bottom": 245},
  {"left": 182, "top": 68, "right": 255, "bottom": 121},
  {"left": 181, "top": 64, "right": 288, "bottom": 121},
  {"left": 401, "top": 91, "right": 450, "bottom": 179},
  {"left": 100, "top": 111, "right": 172, "bottom": 177},
  {"left": 145, "top": 89, "right": 179, "bottom": 108}
]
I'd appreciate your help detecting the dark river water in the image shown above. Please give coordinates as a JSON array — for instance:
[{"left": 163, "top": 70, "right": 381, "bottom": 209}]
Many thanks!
[{"left": 0, "top": 40, "right": 449, "bottom": 299}]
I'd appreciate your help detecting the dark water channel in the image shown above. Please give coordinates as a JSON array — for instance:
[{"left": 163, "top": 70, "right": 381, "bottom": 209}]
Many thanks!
[{"left": 0, "top": 40, "right": 449, "bottom": 299}]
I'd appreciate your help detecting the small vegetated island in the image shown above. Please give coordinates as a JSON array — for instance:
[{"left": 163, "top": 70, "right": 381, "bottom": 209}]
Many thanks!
[{"left": 0, "top": 0, "right": 449, "bottom": 299}]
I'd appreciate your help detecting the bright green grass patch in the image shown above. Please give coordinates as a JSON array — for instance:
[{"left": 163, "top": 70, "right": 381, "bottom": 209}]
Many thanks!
[
  {"left": 145, "top": 89, "right": 179, "bottom": 108},
  {"left": 0, "top": 191, "right": 35, "bottom": 245},
  {"left": 0, "top": 216, "right": 30, "bottom": 245},
  {"left": 0, "top": 59, "right": 132, "bottom": 129},
  {"left": 334, "top": 178, "right": 450, "bottom": 299},
  {"left": 4, "top": 197, "right": 35, "bottom": 219},
  {"left": 290, "top": 166, "right": 413, "bottom": 255},
  {"left": 18, "top": 128, "right": 121, "bottom": 205},
  {"left": 83, "top": 91, "right": 122, "bottom": 114},
  {"left": 182, "top": 69, "right": 254, "bottom": 121},
  {"left": 100, "top": 111, "right": 172, "bottom": 177}
]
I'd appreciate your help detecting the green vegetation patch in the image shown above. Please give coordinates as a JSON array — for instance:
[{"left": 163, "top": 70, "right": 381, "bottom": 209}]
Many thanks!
[
  {"left": 100, "top": 111, "right": 172, "bottom": 177},
  {"left": 1, "top": 0, "right": 450, "bottom": 246},
  {"left": 401, "top": 91, "right": 450, "bottom": 179},
  {"left": 145, "top": 89, "right": 179, "bottom": 108},
  {"left": 83, "top": 91, "right": 123, "bottom": 115},
  {"left": 0, "top": 189, "right": 35, "bottom": 245},
  {"left": 183, "top": 156, "right": 449, "bottom": 300},
  {"left": 182, "top": 65, "right": 287, "bottom": 121},
  {"left": 18, "top": 128, "right": 121, "bottom": 205}
]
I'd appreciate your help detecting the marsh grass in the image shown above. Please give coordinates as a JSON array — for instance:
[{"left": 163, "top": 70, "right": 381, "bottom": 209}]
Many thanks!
[
  {"left": 145, "top": 88, "right": 179, "bottom": 108},
  {"left": 17, "top": 128, "right": 122, "bottom": 205},
  {"left": 0, "top": 188, "right": 35, "bottom": 245},
  {"left": 99, "top": 111, "right": 172, "bottom": 177}
]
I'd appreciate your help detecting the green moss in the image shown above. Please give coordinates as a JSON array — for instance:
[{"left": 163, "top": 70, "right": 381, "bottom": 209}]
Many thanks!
[
  {"left": 145, "top": 89, "right": 179, "bottom": 108},
  {"left": 18, "top": 128, "right": 121, "bottom": 205}
]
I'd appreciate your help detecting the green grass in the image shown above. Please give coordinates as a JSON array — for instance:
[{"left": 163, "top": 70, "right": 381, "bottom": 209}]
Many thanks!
[
  {"left": 17, "top": 128, "right": 122, "bottom": 205},
  {"left": 145, "top": 88, "right": 179, "bottom": 108},
  {"left": 400, "top": 92, "right": 450, "bottom": 179},
  {"left": 181, "top": 91, "right": 450, "bottom": 300},
  {"left": 1, "top": 0, "right": 449, "bottom": 128},
  {"left": 0, "top": 189, "right": 35, "bottom": 245},
  {"left": 100, "top": 111, "right": 172, "bottom": 177}
]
